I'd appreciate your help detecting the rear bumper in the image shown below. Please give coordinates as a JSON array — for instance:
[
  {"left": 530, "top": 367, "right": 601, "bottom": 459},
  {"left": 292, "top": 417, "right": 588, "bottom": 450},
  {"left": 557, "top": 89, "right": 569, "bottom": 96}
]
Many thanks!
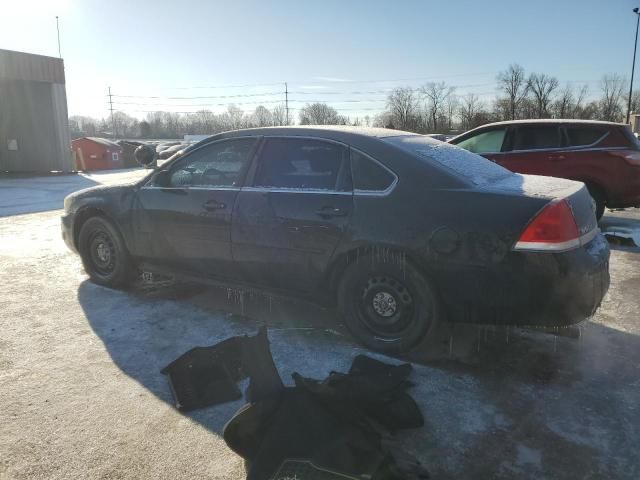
[
  {"left": 437, "top": 233, "right": 610, "bottom": 327},
  {"left": 61, "top": 212, "right": 77, "bottom": 253}
]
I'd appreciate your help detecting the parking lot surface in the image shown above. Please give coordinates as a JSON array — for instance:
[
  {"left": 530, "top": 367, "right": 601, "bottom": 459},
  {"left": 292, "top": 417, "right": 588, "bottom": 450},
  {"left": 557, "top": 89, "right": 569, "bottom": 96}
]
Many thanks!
[{"left": 1, "top": 170, "right": 639, "bottom": 479}]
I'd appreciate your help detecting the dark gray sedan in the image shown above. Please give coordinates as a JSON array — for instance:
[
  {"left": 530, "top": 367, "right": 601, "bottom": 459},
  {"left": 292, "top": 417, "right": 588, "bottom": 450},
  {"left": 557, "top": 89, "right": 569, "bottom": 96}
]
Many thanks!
[{"left": 62, "top": 126, "right": 609, "bottom": 352}]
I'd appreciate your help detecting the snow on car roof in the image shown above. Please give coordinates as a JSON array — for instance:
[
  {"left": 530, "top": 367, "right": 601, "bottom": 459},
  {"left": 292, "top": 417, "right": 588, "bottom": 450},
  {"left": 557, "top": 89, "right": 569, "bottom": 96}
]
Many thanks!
[
  {"left": 469, "top": 119, "right": 626, "bottom": 128},
  {"left": 384, "top": 135, "right": 513, "bottom": 186}
]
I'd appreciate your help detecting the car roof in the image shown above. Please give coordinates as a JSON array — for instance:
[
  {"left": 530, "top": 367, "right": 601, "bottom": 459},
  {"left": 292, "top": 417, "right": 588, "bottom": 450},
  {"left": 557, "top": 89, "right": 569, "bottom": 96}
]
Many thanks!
[
  {"left": 472, "top": 119, "right": 626, "bottom": 128},
  {"left": 214, "top": 125, "right": 418, "bottom": 140}
]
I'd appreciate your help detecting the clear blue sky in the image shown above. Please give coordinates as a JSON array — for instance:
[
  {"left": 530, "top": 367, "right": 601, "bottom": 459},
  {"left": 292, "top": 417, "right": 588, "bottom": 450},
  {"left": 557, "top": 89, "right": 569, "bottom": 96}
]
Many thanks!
[{"left": 1, "top": 0, "right": 638, "bottom": 120}]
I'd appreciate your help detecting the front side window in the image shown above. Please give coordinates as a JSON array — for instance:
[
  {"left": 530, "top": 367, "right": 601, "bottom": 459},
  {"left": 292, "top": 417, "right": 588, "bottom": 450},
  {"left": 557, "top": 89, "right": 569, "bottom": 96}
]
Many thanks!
[
  {"left": 254, "top": 138, "right": 348, "bottom": 190},
  {"left": 351, "top": 149, "right": 395, "bottom": 192},
  {"left": 455, "top": 129, "right": 506, "bottom": 154},
  {"left": 169, "top": 138, "right": 257, "bottom": 187},
  {"left": 511, "top": 126, "right": 561, "bottom": 151}
]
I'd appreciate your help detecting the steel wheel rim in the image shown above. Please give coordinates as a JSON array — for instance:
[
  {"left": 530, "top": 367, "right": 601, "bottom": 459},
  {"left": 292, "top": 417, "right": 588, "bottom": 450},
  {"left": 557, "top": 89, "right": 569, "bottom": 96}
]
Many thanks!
[
  {"left": 88, "top": 230, "right": 116, "bottom": 276},
  {"left": 357, "top": 275, "right": 415, "bottom": 338}
]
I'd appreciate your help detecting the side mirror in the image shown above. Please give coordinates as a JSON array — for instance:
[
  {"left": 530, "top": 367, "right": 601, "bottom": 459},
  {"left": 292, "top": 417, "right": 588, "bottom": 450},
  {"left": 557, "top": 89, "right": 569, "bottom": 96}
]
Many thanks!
[
  {"left": 135, "top": 144, "right": 157, "bottom": 168},
  {"left": 153, "top": 170, "right": 171, "bottom": 187}
]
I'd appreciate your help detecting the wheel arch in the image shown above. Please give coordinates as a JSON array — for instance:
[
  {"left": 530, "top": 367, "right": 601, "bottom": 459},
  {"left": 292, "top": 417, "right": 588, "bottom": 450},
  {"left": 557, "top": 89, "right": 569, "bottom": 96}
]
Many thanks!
[
  {"left": 73, "top": 206, "right": 111, "bottom": 250},
  {"left": 573, "top": 178, "right": 609, "bottom": 204},
  {"left": 323, "top": 242, "right": 438, "bottom": 303}
]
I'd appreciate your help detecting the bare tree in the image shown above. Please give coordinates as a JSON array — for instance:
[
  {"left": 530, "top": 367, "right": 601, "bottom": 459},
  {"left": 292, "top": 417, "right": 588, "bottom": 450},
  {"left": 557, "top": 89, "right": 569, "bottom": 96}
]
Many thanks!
[
  {"left": 421, "top": 82, "right": 452, "bottom": 132},
  {"left": 445, "top": 88, "right": 458, "bottom": 130},
  {"left": 386, "top": 87, "right": 419, "bottom": 130},
  {"left": 112, "top": 111, "right": 138, "bottom": 138},
  {"left": 553, "top": 84, "right": 574, "bottom": 118},
  {"left": 299, "top": 102, "right": 341, "bottom": 125},
  {"left": 527, "top": 73, "right": 559, "bottom": 118},
  {"left": 271, "top": 104, "right": 288, "bottom": 126},
  {"left": 220, "top": 105, "right": 246, "bottom": 130},
  {"left": 600, "top": 74, "right": 626, "bottom": 122},
  {"left": 497, "top": 64, "right": 528, "bottom": 120},
  {"left": 251, "top": 105, "right": 273, "bottom": 127},
  {"left": 459, "top": 93, "right": 485, "bottom": 130},
  {"left": 630, "top": 90, "right": 640, "bottom": 115}
]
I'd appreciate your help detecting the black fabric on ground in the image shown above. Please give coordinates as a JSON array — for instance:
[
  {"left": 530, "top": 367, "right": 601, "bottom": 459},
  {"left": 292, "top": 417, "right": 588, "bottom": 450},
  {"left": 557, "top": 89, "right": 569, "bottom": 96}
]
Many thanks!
[
  {"left": 241, "top": 327, "right": 284, "bottom": 403},
  {"left": 223, "top": 352, "right": 427, "bottom": 480},
  {"left": 160, "top": 336, "right": 245, "bottom": 411},
  {"left": 162, "top": 330, "right": 428, "bottom": 479},
  {"left": 224, "top": 387, "right": 389, "bottom": 480},
  {"left": 160, "top": 327, "right": 283, "bottom": 411}
]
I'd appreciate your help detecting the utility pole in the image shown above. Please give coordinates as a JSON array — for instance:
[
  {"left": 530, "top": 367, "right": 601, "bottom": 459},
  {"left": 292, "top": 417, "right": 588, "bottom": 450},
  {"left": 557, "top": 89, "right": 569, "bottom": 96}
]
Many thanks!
[
  {"left": 55, "top": 16, "right": 62, "bottom": 58},
  {"left": 108, "top": 86, "right": 116, "bottom": 138},
  {"left": 627, "top": 7, "right": 640, "bottom": 124},
  {"left": 285, "top": 82, "right": 289, "bottom": 125}
]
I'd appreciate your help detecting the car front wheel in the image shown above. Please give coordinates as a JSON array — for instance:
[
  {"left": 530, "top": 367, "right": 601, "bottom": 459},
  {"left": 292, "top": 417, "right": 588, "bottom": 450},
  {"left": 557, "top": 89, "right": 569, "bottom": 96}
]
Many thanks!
[
  {"left": 78, "top": 216, "right": 135, "bottom": 289},
  {"left": 337, "top": 257, "right": 439, "bottom": 353}
]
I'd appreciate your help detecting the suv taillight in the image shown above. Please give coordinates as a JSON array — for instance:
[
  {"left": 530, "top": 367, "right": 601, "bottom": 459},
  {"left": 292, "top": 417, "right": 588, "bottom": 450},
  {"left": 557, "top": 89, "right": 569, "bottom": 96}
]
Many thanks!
[
  {"left": 611, "top": 149, "right": 640, "bottom": 166},
  {"left": 514, "top": 200, "right": 581, "bottom": 252}
]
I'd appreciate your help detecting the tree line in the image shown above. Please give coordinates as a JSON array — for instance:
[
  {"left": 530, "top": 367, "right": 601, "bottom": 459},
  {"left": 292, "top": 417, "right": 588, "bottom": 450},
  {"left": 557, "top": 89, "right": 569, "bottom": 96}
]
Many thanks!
[{"left": 69, "top": 64, "right": 640, "bottom": 139}]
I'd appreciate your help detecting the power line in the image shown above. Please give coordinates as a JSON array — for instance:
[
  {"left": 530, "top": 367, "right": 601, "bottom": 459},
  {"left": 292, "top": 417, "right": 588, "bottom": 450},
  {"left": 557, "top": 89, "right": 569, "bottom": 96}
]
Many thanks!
[
  {"left": 111, "top": 99, "right": 286, "bottom": 107},
  {"left": 109, "top": 91, "right": 284, "bottom": 100}
]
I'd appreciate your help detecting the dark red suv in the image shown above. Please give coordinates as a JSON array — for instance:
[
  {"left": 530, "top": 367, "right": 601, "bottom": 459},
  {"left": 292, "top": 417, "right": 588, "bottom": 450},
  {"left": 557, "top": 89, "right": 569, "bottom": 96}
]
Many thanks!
[{"left": 449, "top": 120, "right": 640, "bottom": 218}]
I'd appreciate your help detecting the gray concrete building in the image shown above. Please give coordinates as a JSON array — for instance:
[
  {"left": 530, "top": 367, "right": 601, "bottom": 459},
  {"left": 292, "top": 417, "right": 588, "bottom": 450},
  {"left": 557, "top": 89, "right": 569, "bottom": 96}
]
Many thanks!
[{"left": 0, "top": 49, "right": 72, "bottom": 173}]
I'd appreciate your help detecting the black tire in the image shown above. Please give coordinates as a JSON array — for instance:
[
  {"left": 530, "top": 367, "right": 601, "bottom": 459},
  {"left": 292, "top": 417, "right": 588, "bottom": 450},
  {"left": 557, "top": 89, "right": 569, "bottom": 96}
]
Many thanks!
[
  {"left": 78, "top": 216, "right": 135, "bottom": 289},
  {"left": 587, "top": 185, "right": 605, "bottom": 220},
  {"left": 337, "top": 257, "right": 439, "bottom": 353}
]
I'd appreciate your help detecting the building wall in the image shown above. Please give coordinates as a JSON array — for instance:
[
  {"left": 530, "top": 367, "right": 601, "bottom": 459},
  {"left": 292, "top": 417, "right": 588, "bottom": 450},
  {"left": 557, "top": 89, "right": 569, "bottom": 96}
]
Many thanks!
[{"left": 0, "top": 49, "right": 72, "bottom": 173}]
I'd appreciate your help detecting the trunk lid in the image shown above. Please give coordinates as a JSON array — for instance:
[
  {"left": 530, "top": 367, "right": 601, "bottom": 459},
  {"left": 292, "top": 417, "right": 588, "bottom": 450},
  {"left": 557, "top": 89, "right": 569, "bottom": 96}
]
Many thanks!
[{"left": 482, "top": 173, "right": 598, "bottom": 243}]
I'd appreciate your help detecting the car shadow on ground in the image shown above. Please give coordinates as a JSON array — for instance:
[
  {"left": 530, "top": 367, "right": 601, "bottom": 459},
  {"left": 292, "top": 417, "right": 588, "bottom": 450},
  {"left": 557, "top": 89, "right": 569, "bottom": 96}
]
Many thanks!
[{"left": 78, "top": 281, "right": 640, "bottom": 478}]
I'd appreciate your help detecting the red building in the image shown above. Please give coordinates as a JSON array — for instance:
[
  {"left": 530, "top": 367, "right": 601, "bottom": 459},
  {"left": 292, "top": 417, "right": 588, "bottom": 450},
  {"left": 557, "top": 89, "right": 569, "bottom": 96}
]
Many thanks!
[{"left": 71, "top": 137, "right": 124, "bottom": 171}]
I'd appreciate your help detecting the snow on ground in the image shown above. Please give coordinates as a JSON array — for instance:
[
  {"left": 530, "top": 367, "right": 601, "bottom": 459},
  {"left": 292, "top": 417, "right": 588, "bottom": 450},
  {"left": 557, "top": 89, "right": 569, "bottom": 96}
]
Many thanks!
[{"left": 0, "top": 168, "right": 151, "bottom": 217}]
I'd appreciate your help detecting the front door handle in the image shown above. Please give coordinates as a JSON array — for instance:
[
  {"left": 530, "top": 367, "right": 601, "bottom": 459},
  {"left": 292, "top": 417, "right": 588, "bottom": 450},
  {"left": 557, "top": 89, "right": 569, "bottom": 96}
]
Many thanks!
[
  {"left": 315, "top": 206, "right": 347, "bottom": 217},
  {"left": 549, "top": 155, "right": 566, "bottom": 161},
  {"left": 203, "top": 200, "right": 226, "bottom": 211}
]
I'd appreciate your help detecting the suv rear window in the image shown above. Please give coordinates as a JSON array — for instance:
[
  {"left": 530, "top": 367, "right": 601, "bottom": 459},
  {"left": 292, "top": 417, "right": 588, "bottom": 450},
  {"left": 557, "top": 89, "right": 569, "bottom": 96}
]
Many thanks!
[
  {"left": 511, "top": 126, "right": 561, "bottom": 150},
  {"left": 565, "top": 126, "right": 607, "bottom": 147}
]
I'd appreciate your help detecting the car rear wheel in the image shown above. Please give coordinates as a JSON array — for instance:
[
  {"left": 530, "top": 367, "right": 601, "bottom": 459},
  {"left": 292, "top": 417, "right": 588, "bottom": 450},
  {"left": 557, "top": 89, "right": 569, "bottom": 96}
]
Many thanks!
[
  {"left": 78, "top": 216, "right": 135, "bottom": 289},
  {"left": 337, "top": 258, "right": 439, "bottom": 353}
]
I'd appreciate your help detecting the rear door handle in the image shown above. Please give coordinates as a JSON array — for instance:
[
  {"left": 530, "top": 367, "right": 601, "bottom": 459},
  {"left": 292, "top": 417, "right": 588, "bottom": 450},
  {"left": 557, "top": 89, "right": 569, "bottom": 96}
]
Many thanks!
[
  {"left": 203, "top": 200, "right": 226, "bottom": 211},
  {"left": 549, "top": 155, "right": 566, "bottom": 161},
  {"left": 315, "top": 206, "right": 347, "bottom": 217}
]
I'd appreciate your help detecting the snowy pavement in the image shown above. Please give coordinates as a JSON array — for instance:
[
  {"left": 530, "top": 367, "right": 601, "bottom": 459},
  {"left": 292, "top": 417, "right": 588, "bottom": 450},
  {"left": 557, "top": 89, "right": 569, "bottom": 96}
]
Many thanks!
[
  {"left": 1, "top": 172, "right": 640, "bottom": 479},
  {"left": 0, "top": 168, "right": 151, "bottom": 217}
]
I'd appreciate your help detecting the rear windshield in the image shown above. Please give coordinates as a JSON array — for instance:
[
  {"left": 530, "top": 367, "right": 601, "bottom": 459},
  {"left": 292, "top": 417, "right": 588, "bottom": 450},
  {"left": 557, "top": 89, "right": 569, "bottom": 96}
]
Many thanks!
[{"left": 384, "top": 135, "right": 512, "bottom": 186}]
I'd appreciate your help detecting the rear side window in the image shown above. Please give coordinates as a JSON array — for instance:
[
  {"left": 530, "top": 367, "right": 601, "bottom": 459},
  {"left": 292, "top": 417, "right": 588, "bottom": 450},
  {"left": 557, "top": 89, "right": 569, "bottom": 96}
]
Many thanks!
[
  {"left": 454, "top": 128, "right": 506, "bottom": 154},
  {"left": 511, "top": 126, "right": 561, "bottom": 150},
  {"left": 565, "top": 126, "right": 607, "bottom": 147},
  {"left": 385, "top": 135, "right": 511, "bottom": 186},
  {"left": 351, "top": 149, "right": 395, "bottom": 192},
  {"left": 254, "top": 138, "right": 348, "bottom": 190}
]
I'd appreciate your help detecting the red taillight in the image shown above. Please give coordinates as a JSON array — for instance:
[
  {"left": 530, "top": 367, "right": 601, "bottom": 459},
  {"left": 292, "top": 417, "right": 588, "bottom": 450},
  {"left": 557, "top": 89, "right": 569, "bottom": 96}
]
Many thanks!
[
  {"left": 514, "top": 200, "right": 581, "bottom": 252},
  {"left": 611, "top": 149, "right": 640, "bottom": 166}
]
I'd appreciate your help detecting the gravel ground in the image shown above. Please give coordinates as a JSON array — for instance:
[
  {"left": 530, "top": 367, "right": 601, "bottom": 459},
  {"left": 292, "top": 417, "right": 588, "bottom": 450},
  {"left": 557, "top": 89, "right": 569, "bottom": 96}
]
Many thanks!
[{"left": 1, "top": 171, "right": 640, "bottom": 479}]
